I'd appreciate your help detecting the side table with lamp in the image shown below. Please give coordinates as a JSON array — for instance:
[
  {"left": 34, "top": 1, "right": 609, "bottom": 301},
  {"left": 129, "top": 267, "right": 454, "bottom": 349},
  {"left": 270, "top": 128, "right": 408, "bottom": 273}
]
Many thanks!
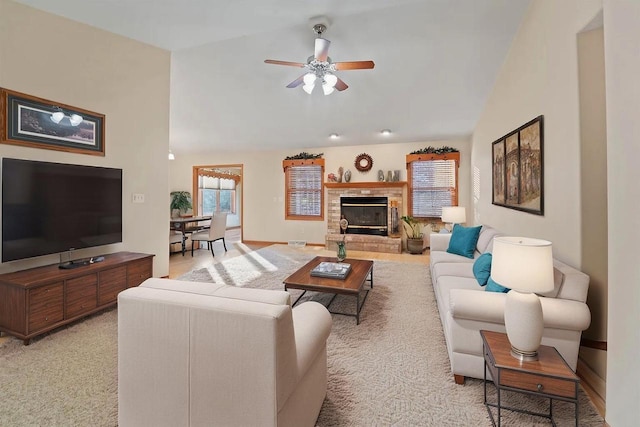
[{"left": 482, "top": 237, "right": 580, "bottom": 426}]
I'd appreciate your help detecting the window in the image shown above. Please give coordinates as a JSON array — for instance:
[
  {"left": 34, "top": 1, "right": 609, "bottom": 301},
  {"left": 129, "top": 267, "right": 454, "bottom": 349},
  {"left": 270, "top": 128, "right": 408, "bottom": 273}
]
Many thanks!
[
  {"left": 198, "top": 175, "right": 236, "bottom": 215},
  {"left": 283, "top": 159, "right": 324, "bottom": 220},
  {"left": 407, "top": 153, "right": 460, "bottom": 218}
]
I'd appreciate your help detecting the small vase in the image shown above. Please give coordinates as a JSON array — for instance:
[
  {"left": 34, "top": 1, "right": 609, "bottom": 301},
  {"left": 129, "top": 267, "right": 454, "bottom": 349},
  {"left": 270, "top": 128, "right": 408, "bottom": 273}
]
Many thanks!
[{"left": 337, "top": 242, "right": 347, "bottom": 262}]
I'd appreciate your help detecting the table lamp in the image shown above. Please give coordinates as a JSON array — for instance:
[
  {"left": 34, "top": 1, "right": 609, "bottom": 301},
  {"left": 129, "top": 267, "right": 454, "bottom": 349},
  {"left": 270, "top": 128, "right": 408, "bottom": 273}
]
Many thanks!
[
  {"left": 491, "top": 236, "right": 554, "bottom": 361},
  {"left": 441, "top": 206, "right": 466, "bottom": 232}
]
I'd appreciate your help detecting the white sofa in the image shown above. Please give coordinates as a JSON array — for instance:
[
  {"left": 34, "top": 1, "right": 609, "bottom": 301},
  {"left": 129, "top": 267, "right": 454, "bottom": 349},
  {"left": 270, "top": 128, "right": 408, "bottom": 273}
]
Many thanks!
[
  {"left": 118, "top": 278, "right": 332, "bottom": 427},
  {"left": 429, "top": 225, "right": 591, "bottom": 384}
]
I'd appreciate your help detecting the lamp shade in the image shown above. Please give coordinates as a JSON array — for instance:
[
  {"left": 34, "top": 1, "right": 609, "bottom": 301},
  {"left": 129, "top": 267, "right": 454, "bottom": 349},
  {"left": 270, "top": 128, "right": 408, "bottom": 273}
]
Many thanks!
[
  {"left": 441, "top": 206, "right": 466, "bottom": 224},
  {"left": 324, "top": 73, "right": 337, "bottom": 88},
  {"left": 322, "top": 81, "right": 335, "bottom": 95},
  {"left": 303, "top": 72, "right": 317, "bottom": 85},
  {"left": 491, "top": 236, "right": 554, "bottom": 293}
]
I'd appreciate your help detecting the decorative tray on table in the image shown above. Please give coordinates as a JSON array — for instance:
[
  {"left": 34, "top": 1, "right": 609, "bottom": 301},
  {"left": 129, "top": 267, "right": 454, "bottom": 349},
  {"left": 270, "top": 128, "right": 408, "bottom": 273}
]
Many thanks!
[{"left": 310, "top": 262, "right": 351, "bottom": 280}]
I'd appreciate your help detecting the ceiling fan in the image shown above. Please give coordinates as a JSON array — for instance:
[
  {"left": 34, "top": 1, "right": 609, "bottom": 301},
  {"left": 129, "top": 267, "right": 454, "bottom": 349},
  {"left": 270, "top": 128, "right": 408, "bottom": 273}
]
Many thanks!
[{"left": 264, "top": 19, "right": 375, "bottom": 95}]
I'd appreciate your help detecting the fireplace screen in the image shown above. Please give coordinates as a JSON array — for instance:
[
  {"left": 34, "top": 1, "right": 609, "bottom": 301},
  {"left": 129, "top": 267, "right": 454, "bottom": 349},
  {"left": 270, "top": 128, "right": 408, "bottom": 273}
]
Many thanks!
[{"left": 340, "top": 197, "right": 388, "bottom": 236}]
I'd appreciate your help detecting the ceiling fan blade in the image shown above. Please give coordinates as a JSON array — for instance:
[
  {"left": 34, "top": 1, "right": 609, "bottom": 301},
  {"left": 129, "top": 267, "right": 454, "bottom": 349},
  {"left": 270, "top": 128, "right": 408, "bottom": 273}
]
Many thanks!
[
  {"left": 335, "top": 77, "right": 348, "bottom": 92},
  {"left": 286, "top": 75, "right": 305, "bottom": 88},
  {"left": 264, "top": 59, "right": 305, "bottom": 67},
  {"left": 314, "top": 38, "right": 330, "bottom": 62},
  {"left": 334, "top": 61, "right": 375, "bottom": 70}
]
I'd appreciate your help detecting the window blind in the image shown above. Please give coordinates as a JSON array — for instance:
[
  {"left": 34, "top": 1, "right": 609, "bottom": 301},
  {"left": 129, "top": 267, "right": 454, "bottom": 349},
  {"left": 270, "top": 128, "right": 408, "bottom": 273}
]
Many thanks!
[
  {"left": 410, "top": 159, "right": 457, "bottom": 217},
  {"left": 286, "top": 165, "right": 323, "bottom": 217}
]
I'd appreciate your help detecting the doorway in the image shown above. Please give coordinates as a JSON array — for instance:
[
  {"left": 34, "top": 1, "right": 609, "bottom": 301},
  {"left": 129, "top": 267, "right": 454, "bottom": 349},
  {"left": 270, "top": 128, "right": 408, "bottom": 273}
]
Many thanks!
[{"left": 192, "top": 164, "right": 243, "bottom": 242}]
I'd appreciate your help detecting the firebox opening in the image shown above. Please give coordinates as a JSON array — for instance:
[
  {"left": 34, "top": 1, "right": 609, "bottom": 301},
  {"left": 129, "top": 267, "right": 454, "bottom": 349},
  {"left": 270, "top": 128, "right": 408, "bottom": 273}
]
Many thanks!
[{"left": 340, "top": 197, "right": 388, "bottom": 236}]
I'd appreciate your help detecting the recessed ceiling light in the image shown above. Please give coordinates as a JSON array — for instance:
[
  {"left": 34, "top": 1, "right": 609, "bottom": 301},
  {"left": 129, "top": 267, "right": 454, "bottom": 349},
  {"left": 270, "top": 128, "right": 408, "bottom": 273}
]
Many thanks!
[
  {"left": 381, "top": 129, "right": 392, "bottom": 136},
  {"left": 329, "top": 133, "right": 339, "bottom": 139}
]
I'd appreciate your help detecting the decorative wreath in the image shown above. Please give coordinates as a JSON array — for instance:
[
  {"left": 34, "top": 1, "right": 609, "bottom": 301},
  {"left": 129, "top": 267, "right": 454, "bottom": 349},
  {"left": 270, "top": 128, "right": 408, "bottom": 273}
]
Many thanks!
[{"left": 354, "top": 153, "right": 373, "bottom": 172}]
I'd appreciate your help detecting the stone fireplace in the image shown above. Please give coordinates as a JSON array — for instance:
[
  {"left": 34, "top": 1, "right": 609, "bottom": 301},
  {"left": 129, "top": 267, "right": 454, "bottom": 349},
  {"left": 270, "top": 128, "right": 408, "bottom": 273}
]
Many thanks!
[{"left": 325, "top": 182, "right": 405, "bottom": 254}]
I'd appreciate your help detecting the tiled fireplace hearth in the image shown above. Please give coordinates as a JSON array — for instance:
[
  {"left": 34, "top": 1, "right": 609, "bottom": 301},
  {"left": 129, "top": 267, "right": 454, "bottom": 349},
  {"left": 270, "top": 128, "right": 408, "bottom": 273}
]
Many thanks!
[{"left": 325, "top": 182, "right": 406, "bottom": 254}]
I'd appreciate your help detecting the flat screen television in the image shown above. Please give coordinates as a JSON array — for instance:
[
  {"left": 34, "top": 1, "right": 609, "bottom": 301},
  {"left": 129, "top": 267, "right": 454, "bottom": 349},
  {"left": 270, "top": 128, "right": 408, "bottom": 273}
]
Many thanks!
[{"left": 2, "top": 158, "right": 122, "bottom": 262}]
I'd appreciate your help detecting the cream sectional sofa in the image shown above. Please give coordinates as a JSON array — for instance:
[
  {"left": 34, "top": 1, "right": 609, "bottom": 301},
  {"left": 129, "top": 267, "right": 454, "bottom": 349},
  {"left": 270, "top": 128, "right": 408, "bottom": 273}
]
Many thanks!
[
  {"left": 429, "top": 225, "right": 591, "bottom": 384},
  {"left": 118, "top": 278, "right": 332, "bottom": 427}
]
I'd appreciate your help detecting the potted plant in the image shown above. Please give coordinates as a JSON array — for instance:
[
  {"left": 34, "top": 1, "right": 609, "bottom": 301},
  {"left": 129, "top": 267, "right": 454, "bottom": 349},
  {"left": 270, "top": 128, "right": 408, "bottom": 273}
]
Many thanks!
[
  {"left": 170, "top": 191, "right": 192, "bottom": 218},
  {"left": 401, "top": 215, "right": 425, "bottom": 254}
]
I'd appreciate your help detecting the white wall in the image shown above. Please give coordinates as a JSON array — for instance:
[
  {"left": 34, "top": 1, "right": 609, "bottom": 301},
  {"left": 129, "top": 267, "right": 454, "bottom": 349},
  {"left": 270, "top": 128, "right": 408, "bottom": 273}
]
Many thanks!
[
  {"left": 0, "top": 0, "right": 171, "bottom": 276},
  {"left": 471, "top": 0, "right": 602, "bottom": 268},
  {"left": 577, "top": 27, "right": 608, "bottom": 385},
  {"left": 473, "top": 0, "right": 640, "bottom": 423},
  {"left": 603, "top": 1, "right": 640, "bottom": 425},
  {"left": 169, "top": 139, "right": 470, "bottom": 245}
]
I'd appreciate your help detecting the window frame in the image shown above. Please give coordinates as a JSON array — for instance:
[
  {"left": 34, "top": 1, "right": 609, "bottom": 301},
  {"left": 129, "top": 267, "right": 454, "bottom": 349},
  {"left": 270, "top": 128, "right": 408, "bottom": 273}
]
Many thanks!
[
  {"left": 198, "top": 187, "right": 237, "bottom": 215},
  {"left": 406, "top": 152, "right": 460, "bottom": 218},
  {"left": 283, "top": 158, "right": 325, "bottom": 221}
]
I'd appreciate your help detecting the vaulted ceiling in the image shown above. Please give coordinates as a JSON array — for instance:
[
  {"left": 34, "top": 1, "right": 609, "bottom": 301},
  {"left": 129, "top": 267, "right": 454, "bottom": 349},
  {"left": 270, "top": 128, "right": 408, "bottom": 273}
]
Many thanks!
[{"left": 14, "top": 0, "right": 531, "bottom": 152}]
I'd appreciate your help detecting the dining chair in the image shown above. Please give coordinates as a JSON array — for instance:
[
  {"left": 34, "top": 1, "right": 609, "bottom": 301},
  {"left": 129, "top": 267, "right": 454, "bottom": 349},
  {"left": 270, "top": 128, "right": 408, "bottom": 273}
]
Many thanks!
[{"left": 191, "top": 212, "right": 228, "bottom": 257}]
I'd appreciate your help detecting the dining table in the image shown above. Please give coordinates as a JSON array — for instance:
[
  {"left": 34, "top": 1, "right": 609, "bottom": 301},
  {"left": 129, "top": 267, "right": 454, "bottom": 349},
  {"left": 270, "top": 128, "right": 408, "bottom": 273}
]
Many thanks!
[{"left": 170, "top": 215, "right": 212, "bottom": 255}]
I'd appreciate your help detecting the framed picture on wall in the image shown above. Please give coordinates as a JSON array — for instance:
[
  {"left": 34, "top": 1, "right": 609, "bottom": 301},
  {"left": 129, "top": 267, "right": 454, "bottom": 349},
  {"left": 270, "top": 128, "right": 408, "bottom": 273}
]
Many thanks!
[
  {"left": 491, "top": 115, "right": 544, "bottom": 215},
  {"left": 0, "top": 88, "right": 105, "bottom": 156}
]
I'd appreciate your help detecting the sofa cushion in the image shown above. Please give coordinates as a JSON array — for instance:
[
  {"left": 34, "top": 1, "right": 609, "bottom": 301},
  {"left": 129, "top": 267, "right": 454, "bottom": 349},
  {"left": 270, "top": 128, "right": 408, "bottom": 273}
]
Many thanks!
[
  {"left": 475, "top": 225, "right": 503, "bottom": 254},
  {"left": 447, "top": 224, "right": 482, "bottom": 258},
  {"left": 434, "top": 275, "right": 480, "bottom": 316},
  {"left": 472, "top": 253, "right": 492, "bottom": 286},
  {"left": 485, "top": 277, "right": 510, "bottom": 293},
  {"left": 432, "top": 262, "right": 475, "bottom": 281},
  {"left": 430, "top": 250, "right": 477, "bottom": 267}
]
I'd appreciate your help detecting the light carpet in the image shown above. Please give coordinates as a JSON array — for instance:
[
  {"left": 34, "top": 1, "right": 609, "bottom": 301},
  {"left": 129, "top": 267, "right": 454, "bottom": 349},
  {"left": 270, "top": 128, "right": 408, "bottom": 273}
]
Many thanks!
[{"left": 0, "top": 245, "right": 603, "bottom": 426}]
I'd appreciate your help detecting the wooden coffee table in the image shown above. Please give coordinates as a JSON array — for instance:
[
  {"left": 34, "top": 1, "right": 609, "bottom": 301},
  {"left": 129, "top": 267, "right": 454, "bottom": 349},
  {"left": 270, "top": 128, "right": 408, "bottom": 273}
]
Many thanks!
[{"left": 283, "top": 256, "right": 373, "bottom": 324}]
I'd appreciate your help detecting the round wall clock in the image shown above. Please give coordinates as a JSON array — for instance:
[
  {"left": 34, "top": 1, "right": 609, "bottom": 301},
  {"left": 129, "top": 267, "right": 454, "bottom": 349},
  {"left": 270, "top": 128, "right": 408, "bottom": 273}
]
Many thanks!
[{"left": 354, "top": 153, "right": 373, "bottom": 172}]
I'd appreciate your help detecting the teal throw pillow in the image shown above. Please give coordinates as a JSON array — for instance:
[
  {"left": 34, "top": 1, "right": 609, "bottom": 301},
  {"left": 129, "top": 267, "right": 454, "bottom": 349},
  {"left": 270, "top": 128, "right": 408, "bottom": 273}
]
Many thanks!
[
  {"left": 472, "top": 253, "right": 492, "bottom": 286},
  {"left": 446, "top": 224, "right": 482, "bottom": 259},
  {"left": 485, "top": 277, "right": 510, "bottom": 293}
]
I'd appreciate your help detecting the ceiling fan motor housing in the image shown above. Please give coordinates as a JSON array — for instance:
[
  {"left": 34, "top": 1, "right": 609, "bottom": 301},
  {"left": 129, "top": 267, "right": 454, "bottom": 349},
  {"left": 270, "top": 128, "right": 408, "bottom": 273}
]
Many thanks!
[{"left": 309, "top": 15, "right": 331, "bottom": 35}]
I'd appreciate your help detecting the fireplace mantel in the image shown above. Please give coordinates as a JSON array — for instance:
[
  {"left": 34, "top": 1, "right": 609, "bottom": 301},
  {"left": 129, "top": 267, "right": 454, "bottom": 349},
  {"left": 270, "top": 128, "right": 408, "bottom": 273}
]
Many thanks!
[{"left": 325, "top": 181, "right": 407, "bottom": 189}]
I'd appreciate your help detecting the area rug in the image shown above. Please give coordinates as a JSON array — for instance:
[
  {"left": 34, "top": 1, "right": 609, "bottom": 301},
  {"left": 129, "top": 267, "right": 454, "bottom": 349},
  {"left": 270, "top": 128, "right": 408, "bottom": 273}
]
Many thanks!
[{"left": 0, "top": 245, "right": 603, "bottom": 426}]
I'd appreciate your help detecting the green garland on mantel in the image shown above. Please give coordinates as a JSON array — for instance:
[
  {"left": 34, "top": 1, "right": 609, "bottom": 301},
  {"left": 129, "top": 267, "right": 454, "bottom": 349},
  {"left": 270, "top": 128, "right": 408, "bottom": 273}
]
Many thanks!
[
  {"left": 410, "top": 146, "right": 459, "bottom": 155},
  {"left": 284, "top": 152, "right": 324, "bottom": 160}
]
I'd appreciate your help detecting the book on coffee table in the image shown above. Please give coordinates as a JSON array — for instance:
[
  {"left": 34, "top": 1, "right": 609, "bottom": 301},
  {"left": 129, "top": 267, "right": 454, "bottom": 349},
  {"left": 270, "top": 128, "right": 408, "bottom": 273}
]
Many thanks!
[{"left": 310, "top": 262, "right": 352, "bottom": 279}]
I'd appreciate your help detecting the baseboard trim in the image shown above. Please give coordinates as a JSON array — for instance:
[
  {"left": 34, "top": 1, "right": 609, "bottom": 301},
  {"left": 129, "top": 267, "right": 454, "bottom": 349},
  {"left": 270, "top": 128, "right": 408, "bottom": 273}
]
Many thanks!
[
  {"left": 577, "top": 357, "right": 606, "bottom": 418},
  {"left": 581, "top": 338, "right": 607, "bottom": 351},
  {"left": 241, "top": 240, "right": 324, "bottom": 247}
]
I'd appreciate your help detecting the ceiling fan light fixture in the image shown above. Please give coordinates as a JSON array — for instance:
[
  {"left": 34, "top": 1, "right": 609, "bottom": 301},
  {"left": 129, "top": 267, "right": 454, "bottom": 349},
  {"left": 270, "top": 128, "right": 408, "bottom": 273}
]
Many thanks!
[
  {"left": 329, "top": 133, "right": 339, "bottom": 139},
  {"left": 303, "top": 72, "right": 317, "bottom": 85},
  {"left": 381, "top": 129, "right": 392, "bottom": 136},
  {"left": 322, "top": 82, "right": 335, "bottom": 96},
  {"left": 324, "top": 73, "right": 337, "bottom": 88},
  {"left": 264, "top": 18, "right": 374, "bottom": 94}
]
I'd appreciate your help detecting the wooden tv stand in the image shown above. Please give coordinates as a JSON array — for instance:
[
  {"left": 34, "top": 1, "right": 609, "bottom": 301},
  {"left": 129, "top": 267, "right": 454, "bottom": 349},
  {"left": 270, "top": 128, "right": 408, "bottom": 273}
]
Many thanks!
[{"left": 0, "top": 251, "right": 154, "bottom": 345}]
